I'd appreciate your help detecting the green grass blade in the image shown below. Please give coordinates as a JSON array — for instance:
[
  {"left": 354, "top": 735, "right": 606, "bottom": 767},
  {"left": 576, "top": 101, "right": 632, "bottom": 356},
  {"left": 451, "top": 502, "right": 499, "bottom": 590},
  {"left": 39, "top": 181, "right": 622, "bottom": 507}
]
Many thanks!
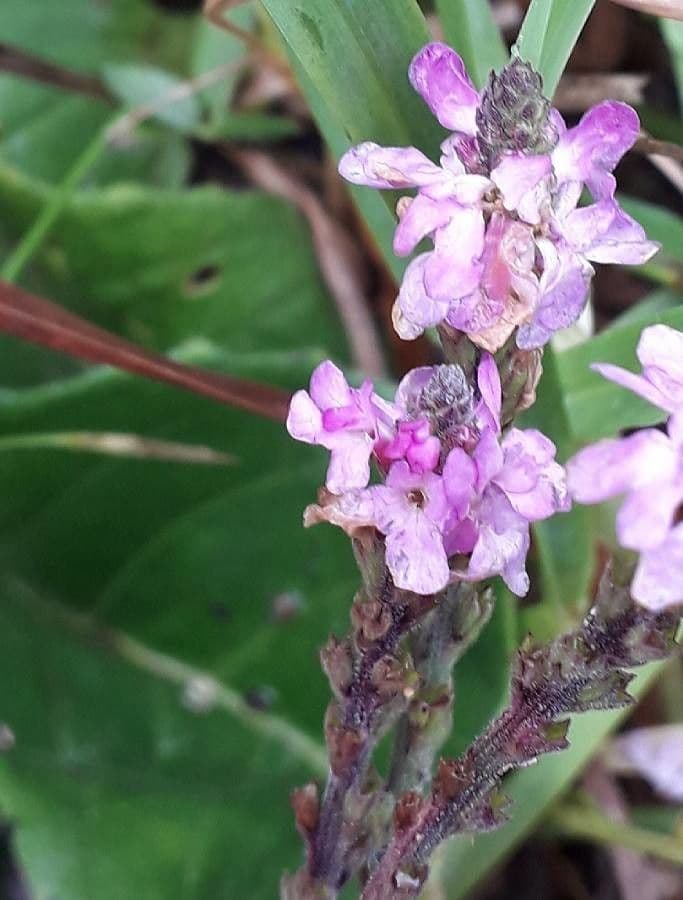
[
  {"left": 435, "top": 0, "right": 507, "bottom": 87},
  {"left": 538, "top": 0, "right": 597, "bottom": 95},
  {"left": 514, "top": 0, "right": 597, "bottom": 95},
  {"left": 514, "top": 0, "right": 553, "bottom": 69}
]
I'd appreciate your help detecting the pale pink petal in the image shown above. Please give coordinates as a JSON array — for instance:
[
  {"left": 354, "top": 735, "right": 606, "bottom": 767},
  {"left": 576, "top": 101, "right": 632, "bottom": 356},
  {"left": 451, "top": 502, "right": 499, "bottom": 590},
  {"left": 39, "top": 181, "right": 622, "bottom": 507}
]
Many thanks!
[
  {"left": 309, "top": 360, "right": 352, "bottom": 409},
  {"left": 631, "top": 524, "right": 683, "bottom": 610},
  {"left": 491, "top": 153, "right": 552, "bottom": 216},
  {"left": 567, "top": 430, "right": 676, "bottom": 503},
  {"left": 442, "top": 447, "right": 477, "bottom": 516},
  {"left": 517, "top": 242, "right": 591, "bottom": 349},
  {"left": 303, "top": 488, "right": 376, "bottom": 535},
  {"left": 668, "top": 411, "right": 683, "bottom": 446},
  {"left": 424, "top": 207, "right": 486, "bottom": 301},
  {"left": 408, "top": 43, "right": 479, "bottom": 136},
  {"left": 473, "top": 427, "right": 504, "bottom": 491},
  {"left": 339, "top": 141, "right": 444, "bottom": 189},
  {"left": 393, "top": 194, "right": 456, "bottom": 257},
  {"left": 563, "top": 201, "right": 659, "bottom": 265},
  {"left": 393, "top": 253, "right": 451, "bottom": 339},
  {"left": 552, "top": 101, "right": 640, "bottom": 200},
  {"left": 498, "top": 428, "right": 570, "bottom": 520},
  {"left": 616, "top": 480, "right": 683, "bottom": 551},
  {"left": 394, "top": 366, "right": 435, "bottom": 411},
  {"left": 476, "top": 352, "right": 502, "bottom": 432},
  {"left": 385, "top": 510, "right": 450, "bottom": 594},
  {"left": 637, "top": 324, "right": 683, "bottom": 412},
  {"left": 326, "top": 435, "right": 374, "bottom": 493},
  {"left": 286, "top": 389, "right": 323, "bottom": 443}
]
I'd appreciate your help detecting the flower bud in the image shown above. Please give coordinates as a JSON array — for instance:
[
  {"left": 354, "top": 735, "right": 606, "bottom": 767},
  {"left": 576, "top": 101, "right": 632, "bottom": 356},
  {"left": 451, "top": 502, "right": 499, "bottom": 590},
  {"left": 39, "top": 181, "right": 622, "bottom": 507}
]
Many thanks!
[{"left": 476, "top": 57, "right": 558, "bottom": 168}]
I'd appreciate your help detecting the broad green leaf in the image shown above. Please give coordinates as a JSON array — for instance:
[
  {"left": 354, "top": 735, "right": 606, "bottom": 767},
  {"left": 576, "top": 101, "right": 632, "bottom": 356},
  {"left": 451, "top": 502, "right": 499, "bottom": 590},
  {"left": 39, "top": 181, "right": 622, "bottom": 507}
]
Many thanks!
[
  {"left": 0, "top": 584, "right": 317, "bottom": 900},
  {"left": 0, "top": 163, "right": 345, "bottom": 385},
  {"left": 0, "top": 346, "right": 357, "bottom": 898},
  {"left": 438, "top": 664, "right": 667, "bottom": 899},
  {"left": 434, "top": 0, "right": 507, "bottom": 87}
]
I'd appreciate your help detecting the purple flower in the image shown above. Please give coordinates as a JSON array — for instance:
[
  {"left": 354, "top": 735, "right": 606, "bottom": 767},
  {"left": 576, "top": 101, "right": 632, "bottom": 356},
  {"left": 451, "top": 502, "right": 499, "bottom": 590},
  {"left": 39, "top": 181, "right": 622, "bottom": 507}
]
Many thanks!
[
  {"left": 339, "top": 43, "right": 659, "bottom": 351},
  {"left": 443, "top": 426, "right": 570, "bottom": 595},
  {"left": 370, "top": 462, "right": 451, "bottom": 594},
  {"left": 297, "top": 354, "right": 569, "bottom": 596},
  {"left": 286, "top": 360, "right": 396, "bottom": 493},
  {"left": 567, "top": 326, "right": 683, "bottom": 610}
]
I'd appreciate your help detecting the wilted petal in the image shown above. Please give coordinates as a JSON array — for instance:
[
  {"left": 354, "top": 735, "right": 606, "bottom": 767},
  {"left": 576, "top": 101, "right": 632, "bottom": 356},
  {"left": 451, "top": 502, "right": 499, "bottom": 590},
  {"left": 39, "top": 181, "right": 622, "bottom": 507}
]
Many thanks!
[
  {"left": 491, "top": 152, "right": 552, "bottom": 217},
  {"left": 424, "top": 207, "right": 486, "bottom": 301},
  {"left": 393, "top": 253, "right": 451, "bottom": 339},
  {"left": 563, "top": 200, "right": 659, "bottom": 265},
  {"left": 616, "top": 478, "right": 683, "bottom": 551},
  {"left": 339, "top": 141, "right": 444, "bottom": 189},
  {"left": 393, "top": 194, "right": 456, "bottom": 257},
  {"left": 567, "top": 429, "right": 676, "bottom": 503},
  {"left": 409, "top": 43, "right": 479, "bottom": 135},
  {"left": 631, "top": 524, "right": 683, "bottom": 610},
  {"left": 303, "top": 488, "right": 376, "bottom": 535},
  {"left": 287, "top": 389, "right": 323, "bottom": 443},
  {"left": 552, "top": 101, "right": 640, "bottom": 200}
]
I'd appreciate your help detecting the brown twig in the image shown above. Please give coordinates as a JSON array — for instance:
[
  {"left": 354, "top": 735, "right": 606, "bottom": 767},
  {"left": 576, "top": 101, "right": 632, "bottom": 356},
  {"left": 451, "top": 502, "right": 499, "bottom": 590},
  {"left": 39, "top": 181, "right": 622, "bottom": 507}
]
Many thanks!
[
  {"left": 228, "top": 148, "right": 388, "bottom": 379},
  {"left": 0, "top": 280, "right": 290, "bottom": 422},
  {"left": 0, "top": 41, "right": 113, "bottom": 103}
]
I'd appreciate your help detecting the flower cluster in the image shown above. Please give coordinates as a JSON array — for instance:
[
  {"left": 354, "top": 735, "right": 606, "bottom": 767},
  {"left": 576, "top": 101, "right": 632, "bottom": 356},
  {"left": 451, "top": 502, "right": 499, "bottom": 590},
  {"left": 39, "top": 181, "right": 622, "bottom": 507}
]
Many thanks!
[
  {"left": 339, "top": 44, "right": 658, "bottom": 351},
  {"left": 567, "top": 324, "right": 683, "bottom": 610},
  {"left": 288, "top": 355, "right": 569, "bottom": 596}
]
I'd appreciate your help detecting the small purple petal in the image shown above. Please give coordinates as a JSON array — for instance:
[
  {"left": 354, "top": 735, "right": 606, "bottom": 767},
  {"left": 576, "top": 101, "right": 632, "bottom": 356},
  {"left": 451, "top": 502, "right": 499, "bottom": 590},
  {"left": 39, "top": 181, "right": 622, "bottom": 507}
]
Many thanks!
[
  {"left": 393, "top": 253, "right": 451, "bottom": 339},
  {"left": 631, "top": 524, "right": 683, "bottom": 610},
  {"left": 339, "top": 141, "right": 444, "bottom": 189},
  {"left": 637, "top": 324, "right": 683, "bottom": 412},
  {"left": 442, "top": 447, "right": 477, "bottom": 516},
  {"left": 567, "top": 430, "right": 677, "bottom": 503},
  {"left": 491, "top": 153, "right": 552, "bottom": 215},
  {"left": 611, "top": 726, "right": 683, "bottom": 802},
  {"left": 287, "top": 389, "right": 323, "bottom": 443},
  {"left": 552, "top": 101, "right": 640, "bottom": 200},
  {"left": 309, "top": 360, "right": 352, "bottom": 409},
  {"left": 616, "top": 479, "right": 683, "bottom": 551},
  {"left": 424, "top": 207, "right": 485, "bottom": 301},
  {"left": 393, "top": 194, "right": 456, "bottom": 257},
  {"left": 473, "top": 427, "right": 504, "bottom": 491},
  {"left": 476, "top": 352, "right": 502, "bottom": 432},
  {"left": 409, "top": 43, "right": 479, "bottom": 136},
  {"left": 497, "top": 428, "right": 570, "bottom": 520},
  {"left": 517, "top": 241, "right": 591, "bottom": 349},
  {"left": 563, "top": 200, "right": 660, "bottom": 265},
  {"left": 385, "top": 511, "right": 450, "bottom": 594},
  {"left": 326, "top": 436, "right": 374, "bottom": 493}
]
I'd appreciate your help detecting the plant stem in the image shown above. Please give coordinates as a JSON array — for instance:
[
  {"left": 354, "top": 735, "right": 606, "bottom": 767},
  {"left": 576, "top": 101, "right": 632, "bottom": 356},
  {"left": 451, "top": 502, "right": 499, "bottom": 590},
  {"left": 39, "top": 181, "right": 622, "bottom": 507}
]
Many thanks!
[
  {"left": 548, "top": 804, "right": 683, "bottom": 867},
  {"left": 2, "top": 123, "right": 111, "bottom": 283},
  {"left": 387, "top": 585, "right": 493, "bottom": 796}
]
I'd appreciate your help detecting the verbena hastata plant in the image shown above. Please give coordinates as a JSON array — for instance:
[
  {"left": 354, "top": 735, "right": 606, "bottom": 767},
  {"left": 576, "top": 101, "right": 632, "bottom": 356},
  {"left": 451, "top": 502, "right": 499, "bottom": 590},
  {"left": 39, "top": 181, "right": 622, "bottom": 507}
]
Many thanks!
[{"left": 282, "top": 42, "right": 681, "bottom": 900}]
